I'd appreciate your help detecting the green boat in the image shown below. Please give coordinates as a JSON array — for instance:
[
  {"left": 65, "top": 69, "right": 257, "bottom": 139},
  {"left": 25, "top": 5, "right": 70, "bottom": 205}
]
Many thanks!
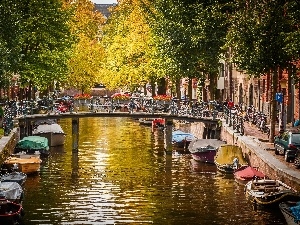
[{"left": 15, "top": 136, "right": 50, "bottom": 156}]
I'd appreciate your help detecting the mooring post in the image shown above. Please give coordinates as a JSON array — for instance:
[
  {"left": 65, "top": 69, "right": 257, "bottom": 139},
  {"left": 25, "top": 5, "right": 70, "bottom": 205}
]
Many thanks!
[
  {"left": 164, "top": 118, "right": 173, "bottom": 154},
  {"left": 19, "top": 119, "right": 26, "bottom": 139},
  {"left": 72, "top": 118, "right": 79, "bottom": 153}
]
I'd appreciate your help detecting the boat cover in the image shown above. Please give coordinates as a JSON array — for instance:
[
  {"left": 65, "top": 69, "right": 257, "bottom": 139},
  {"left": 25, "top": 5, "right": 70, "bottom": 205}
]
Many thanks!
[
  {"left": 33, "top": 123, "right": 65, "bottom": 134},
  {"left": 5, "top": 156, "right": 42, "bottom": 164},
  {"left": 172, "top": 130, "right": 196, "bottom": 143},
  {"left": 0, "top": 182, "right": 23, "bottom": 201},
  {"left": 16, "top": 136, "right": 49, "bottom": 150},
  {"left": 214, "top": 145, "right": 248, "bottom": 165},
  {"left": 188, "top": 139, "right": 225, "bottom": 153},
  {"left": 234, "top": 166, "right": 265, "bottom": 179},
  {"left": 291, "top": 202, "right": 300, "bottom": 223},
  {"left": 0, "top": 172, "right": 27, "bottom": 186}
]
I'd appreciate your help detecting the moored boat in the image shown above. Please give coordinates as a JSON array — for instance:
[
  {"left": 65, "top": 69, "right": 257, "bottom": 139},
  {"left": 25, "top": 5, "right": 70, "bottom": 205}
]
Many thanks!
[
  {"left": 0, "top": 170, "right": 27, "bottom": 186},
  {"left": 234, "top": 166, "right": 266, "bottom": 185},
  {"left": 32, "top": 123, "right": 66, "bottom": 146},
  {"left": 14, "top": 136, "right": 50, "bottom": 156},
  {"left": 0, "top": 197, "right": 24, "bottom": 225},
  {"left": 214, "top": 145, "right": 248, "bottom": 173},
  {"left": 172, "top": 130, "right": 196, "bottom": 149},
  {"left": 3, "top": 153, "right": 42, "bottom": 174},
  {"left": 0, "top": 182, "right": 24, "bottom": 204},
  {"left": 245, "top": 179, "right": 300, "bottom": 206},
  {"left": 279, "top": 201, "right": 300, "bottom": 225},
  {"left": 188, "top": 139, "right": 225, "bottom": 163}
]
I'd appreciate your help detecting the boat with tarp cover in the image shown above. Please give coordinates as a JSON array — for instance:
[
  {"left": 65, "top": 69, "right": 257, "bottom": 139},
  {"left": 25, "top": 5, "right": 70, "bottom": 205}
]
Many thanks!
[
  {"left": 14, "top": 136, "right": 49, "bottom": 156},
  {"left": 0, "top": 182, "right": 23, "bottom": 204},
  {"left": 234, "top": 166, "right": 266, "bottom": 185},
  {"left": 0, "top": 171, "right": 27, "bottom": 186},
  {"left": 280, "top": 201, "right": 300, "bottom": 225},
  {"left": 188, "top": 139, "right": 225, "bottom": 163},
  {"left": 214, "top": 145, "right": 248, "bottom": 173}
]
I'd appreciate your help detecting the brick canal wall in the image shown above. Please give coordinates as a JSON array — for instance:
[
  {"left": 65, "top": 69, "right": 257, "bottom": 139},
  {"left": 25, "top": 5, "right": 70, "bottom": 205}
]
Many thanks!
[{"left": 0, "top": 128, "right": 19, "bottom": 165}]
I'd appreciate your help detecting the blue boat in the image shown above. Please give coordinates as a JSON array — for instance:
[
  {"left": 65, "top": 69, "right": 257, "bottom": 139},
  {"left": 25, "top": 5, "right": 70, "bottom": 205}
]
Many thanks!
[{"left": 172, "top": 130, "right": 196, "bottom": 149}]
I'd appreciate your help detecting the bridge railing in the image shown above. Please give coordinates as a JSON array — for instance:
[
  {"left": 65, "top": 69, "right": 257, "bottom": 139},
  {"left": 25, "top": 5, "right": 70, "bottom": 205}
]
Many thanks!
[{"left": 1, "top": 97, "right": 229, "bottom": 136}]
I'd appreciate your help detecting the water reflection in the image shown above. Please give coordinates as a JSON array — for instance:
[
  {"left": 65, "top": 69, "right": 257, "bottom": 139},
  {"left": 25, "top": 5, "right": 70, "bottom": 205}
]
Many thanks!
[{"left": 21, "top": 117, "right": 286, "bottom": 224}]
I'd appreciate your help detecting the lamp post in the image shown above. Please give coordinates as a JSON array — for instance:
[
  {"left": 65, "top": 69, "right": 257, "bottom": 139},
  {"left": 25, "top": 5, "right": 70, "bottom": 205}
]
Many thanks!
[{"left": 279, "top": 78, "right": 287, "bottom": 134}]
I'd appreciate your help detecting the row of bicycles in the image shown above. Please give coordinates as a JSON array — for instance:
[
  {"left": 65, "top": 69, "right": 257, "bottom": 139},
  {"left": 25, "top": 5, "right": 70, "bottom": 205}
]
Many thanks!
[
  {"left": 1, "top": 95, "right": 271, "bottom": 138},
  {"left": 87, "top": 97, "right": 224, "bottom": 118},
  {"left": 224, "top": 104, "right": 270, "bottom": 137}
]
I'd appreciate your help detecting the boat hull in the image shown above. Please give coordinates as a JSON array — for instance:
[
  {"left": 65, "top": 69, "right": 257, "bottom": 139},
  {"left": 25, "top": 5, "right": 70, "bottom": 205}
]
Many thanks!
[
  {"left": 215, "top": 162, "right": 235, "bottom": 174},
  {"left": 0, "top": 201, "right": 24, "bottom": 225},
  {"left": 191, "top": 150, "right": 216, "bottom": 164},
  {"left": 173, "top": 140, "right": 192, "bottom": 149}
]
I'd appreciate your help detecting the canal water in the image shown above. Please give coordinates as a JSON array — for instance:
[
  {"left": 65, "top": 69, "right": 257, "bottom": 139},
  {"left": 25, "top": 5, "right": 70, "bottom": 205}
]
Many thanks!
[{"left": 22, "top": 117, "right": 286, "bottom": 225}]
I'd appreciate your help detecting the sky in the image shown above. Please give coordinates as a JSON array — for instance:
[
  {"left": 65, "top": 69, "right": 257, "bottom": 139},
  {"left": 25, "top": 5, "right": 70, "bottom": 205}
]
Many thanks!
[{"left": 91, "top": 0, "right": 117, "bottom": 4}]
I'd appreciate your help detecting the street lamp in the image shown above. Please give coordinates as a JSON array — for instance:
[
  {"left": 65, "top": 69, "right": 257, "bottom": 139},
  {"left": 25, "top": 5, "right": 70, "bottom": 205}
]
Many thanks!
[{"left": 279, "top": 78, "right": 287, "bottom": 134}]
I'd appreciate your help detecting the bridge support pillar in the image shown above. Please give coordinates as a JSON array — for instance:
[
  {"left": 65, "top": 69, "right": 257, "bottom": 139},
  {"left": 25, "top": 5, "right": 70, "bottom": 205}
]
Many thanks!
[
  {"left": 72, "top": 118, "right": 79, "bottom": 153},
  {"left": 164, "top": 119, "right": 173, "bottom": 154}
]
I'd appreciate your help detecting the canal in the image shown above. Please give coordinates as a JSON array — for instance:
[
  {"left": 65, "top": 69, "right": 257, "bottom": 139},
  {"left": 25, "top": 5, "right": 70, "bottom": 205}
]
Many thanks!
[{"left": 22, "top": 117, "right": 286, "bottom": 225}]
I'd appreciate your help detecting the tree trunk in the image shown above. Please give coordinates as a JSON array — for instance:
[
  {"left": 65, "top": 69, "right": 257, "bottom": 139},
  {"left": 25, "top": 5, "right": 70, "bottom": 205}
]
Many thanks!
[
  {"left": 269, "top": 68, "right": 278, "bottom": 142},
  {"left": 176, "top": 79, "right": 181, "bottom": 100},
  {"left": 188, "top": 77, "right": 192, "bottom": 101},
  {"left": 151, "top": 80, "right": 156, "bottom": 97},
  {"left": 157, "top": 77, "right": 166, "bottom": 95}
]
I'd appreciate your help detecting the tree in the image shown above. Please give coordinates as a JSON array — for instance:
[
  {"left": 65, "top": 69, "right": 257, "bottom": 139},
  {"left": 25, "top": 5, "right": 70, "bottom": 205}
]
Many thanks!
[
  {"left": 99, "top": 0, "right": 159, "bottom": 92},
  {"left": 0, "top": 0, "right": 73, "bottom": 96},
  {"left": 65, "top": 0, "right": 106, "bottom": 93},
  {"left": 226, "top": 0, "right": 300, "bottom": 141}
]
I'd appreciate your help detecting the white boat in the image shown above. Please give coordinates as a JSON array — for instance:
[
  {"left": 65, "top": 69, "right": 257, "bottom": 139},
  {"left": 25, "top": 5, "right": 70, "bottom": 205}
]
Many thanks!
[
  {"left": 279, "top": 201, "right": 300, "bottom": 225},
  {"left": 33, "top": 123, "right": 66, "bottom": 146},
  {"left": 245, "top": 179, "right": 300, "bottom": 206},
  {"left": 0, "top": 182, "right": 24, "bottom": 204}
]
